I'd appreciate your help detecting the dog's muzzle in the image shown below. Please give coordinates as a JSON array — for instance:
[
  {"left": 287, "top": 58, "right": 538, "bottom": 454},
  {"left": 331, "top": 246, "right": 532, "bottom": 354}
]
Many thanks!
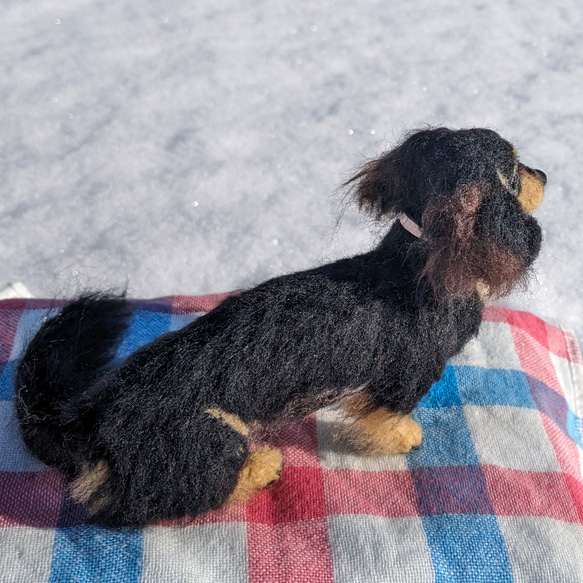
[{"left": 518, "top": 166, "right": 546, "bottom": 213}]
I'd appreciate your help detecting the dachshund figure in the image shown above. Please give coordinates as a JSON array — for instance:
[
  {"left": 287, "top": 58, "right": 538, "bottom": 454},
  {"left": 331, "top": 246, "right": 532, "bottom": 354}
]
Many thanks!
[{"left": 15, "top": 127, "right": 546, "bottom": 526}]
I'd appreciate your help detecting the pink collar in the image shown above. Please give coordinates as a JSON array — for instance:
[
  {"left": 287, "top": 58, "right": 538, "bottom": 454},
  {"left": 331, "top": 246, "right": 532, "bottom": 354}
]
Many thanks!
[{"left": 397, "top": 213, "right": 424, "bottom": 239}]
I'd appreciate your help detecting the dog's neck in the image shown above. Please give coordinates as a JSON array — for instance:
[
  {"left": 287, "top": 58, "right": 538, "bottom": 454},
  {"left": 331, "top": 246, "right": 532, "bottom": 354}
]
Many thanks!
[
  {"left": 395, "top": 214, "right": 490, "bottom": 302},
  {"left": 374, "top": 220, "right": 487, "bottom": 308}
]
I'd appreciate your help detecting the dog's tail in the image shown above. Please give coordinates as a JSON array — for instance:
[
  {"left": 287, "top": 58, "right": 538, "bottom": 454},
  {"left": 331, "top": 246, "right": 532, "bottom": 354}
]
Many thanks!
[{"left": 14, "top": 294, "right": 134, "bottom": 470}]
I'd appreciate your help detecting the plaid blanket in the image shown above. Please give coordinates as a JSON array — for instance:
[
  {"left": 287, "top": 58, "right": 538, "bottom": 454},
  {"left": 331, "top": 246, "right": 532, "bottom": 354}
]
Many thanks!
[{"left": 1, "top": 295, "right": 582, "bottom": 582}]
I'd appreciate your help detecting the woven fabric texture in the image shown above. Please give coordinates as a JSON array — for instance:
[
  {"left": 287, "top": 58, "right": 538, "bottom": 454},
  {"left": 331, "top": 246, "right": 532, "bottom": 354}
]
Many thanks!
[{"left": 1, "top": 295, "right": 582, "bottom": 582}]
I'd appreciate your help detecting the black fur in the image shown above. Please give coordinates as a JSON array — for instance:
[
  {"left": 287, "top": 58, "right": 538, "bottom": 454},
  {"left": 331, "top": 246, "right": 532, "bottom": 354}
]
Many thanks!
[
  {"left": 15, "top": 294, "right": 134, "bottom": 472},
  {"left": 15, "top": 127, "right": 545, "bottom": 526}
]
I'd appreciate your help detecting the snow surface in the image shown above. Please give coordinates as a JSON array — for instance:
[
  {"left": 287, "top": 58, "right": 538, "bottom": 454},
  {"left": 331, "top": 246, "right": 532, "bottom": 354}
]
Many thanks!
[{"left": 1, "top": 0, "right": 582, "bottom": 346}]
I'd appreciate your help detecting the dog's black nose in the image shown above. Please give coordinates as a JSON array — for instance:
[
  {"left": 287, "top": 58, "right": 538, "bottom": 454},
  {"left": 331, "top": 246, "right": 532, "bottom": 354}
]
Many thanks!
[{"left": 535, "top": 169, "right": 547, "bottom": 186}]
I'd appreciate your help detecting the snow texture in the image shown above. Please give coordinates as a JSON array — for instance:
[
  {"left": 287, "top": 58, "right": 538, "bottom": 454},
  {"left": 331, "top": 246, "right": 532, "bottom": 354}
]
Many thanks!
[{"left": 1, "top": 0, "right": 582, "bottom": 345}]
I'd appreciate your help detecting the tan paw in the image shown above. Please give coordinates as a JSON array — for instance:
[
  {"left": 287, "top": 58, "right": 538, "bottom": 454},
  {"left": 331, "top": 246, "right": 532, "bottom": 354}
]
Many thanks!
[
  {"left": 372, "top": 415, "right": 423, "bottom": 455},
  {"left": 227, "top": 447, "right": 283, "bottom": 504},
  {"left": 346, "top": 408, "right": 423, "bottom": 455}
]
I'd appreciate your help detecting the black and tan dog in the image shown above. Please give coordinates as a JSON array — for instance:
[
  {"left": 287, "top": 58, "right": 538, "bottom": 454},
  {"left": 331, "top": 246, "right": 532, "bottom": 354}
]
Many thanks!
[{"left": 15, "top": 127, "right": 546, "bottom": 526}]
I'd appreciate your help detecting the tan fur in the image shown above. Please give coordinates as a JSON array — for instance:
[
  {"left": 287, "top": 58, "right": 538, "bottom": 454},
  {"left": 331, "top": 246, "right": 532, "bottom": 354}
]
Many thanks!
[
  {"left": 227, "top": 447, "right": 283, "bottom": 504},
  {"left": 206, "top": 408, "right": 250, "bottom": 437},
  {"left": 70, "top": 460, "right": 109, "bottom": 504},
  {"left": 476, "top": 280, "right": 492, "bottom": 302},
  {"left": 70, "top": 460, "right": 112, "bottom": 514},
  {"left": 342, "top": 393, "right": 377, "bottom": 418},
  {"left": 85, "top": 492, "right": 112, "bottom": 514},
  {"left": 341, "top": 394, "right": 423, "bottom": 455},
  {"left": 518, "top": 169, "right": 544, "bottom": 213}
]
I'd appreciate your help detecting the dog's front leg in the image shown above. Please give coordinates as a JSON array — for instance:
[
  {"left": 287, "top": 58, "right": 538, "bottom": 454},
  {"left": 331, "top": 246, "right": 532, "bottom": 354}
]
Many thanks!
[{"left": 341, "top": 394, "right": 422, "bottom": 455}]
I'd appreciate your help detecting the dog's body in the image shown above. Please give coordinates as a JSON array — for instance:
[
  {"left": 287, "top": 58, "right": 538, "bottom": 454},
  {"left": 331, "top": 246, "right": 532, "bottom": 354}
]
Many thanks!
[{"left": 15, "top": 128, "right": 546, "bottom": 526}]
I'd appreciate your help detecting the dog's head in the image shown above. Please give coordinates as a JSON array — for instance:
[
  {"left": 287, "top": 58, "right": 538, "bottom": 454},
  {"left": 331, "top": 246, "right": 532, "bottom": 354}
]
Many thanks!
[{"left": 348, "top": 127, "right": 545, "bottom": 298}]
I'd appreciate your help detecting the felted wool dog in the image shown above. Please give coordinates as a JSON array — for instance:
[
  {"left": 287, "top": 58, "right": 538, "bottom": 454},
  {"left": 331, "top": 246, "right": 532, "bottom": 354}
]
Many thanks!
[{"left": 15, "top": 127, "right": 546, "bottom": 527}]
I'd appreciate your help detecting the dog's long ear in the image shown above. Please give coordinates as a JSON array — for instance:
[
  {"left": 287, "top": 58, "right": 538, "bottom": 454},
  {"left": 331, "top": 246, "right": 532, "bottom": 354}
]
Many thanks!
[
  {"left": 345, "top": 147, "right": 404, "bottom": 218},
  {"left": 345, "top": 128, "right": 455, "bottom": 219},
  {"left": 421, "top": 182, "right": 542, "bottom": 298}
]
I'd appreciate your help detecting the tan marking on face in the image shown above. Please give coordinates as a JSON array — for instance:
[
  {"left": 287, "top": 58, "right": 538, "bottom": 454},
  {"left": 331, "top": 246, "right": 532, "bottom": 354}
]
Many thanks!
[
  {"left": 498, "top": 157, "right": 519, "bottom": 193},
  {"left": 206, "top": 408, "right": 250, "bottom": 437},
  {"left": 518, "top": 168, "right": 545, "bottom": 213},
  {"left": 70, "top": 459, "right": 112, "bottom": 513},
  {"left": 497, "top": 168, "right": 511, "bottom": 191},
  {"left": 340, "top": 394, "right": 423, "bottom": 455}
]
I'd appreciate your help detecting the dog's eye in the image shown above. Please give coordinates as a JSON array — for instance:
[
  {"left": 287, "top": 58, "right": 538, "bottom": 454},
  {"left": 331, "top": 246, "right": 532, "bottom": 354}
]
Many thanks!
[{"left": 509, "top": 172, "right": 519, "bottom": 192}]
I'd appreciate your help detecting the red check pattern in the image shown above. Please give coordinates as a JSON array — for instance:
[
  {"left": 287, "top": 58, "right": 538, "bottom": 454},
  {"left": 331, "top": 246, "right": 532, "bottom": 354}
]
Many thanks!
[{"left": 0, "top": 296, "right": 582, "bottom": 582}]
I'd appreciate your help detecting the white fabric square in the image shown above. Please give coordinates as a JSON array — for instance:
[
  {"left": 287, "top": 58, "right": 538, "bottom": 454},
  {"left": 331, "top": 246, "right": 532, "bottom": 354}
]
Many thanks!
[
  {"left": 451, "top": 321, "right": 522, "bottom": 370},
  {"left": 327, "top": 515, "right": 434, "bottom": 583},
  {"left": 498, "top": 516, "right": 583, "bottom": 582},
  {"left": 550, "top": 352, "right": 583, "bottom": 418},
  {"left": 316, "top": 408, "right": 409, "bottom": 472},
  {"left": 550, "top": 352, "right": 583, "bottom": 480},
  {"left": 0, "top": 526, "right": 55, "bottom": 583},
  {"left": 0, "top": 401, "right": 46, "bottom": 472},
  {"left": 464, "top": 405, "right": 561, "bottom": 472},
  {"left": 141, "top": 522, "right": 248, "bottom": 583}
]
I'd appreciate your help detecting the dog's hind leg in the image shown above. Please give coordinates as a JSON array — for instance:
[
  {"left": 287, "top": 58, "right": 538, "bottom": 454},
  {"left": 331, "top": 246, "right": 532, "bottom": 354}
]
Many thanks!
[
  {"left": 205, "top": 409, "right": 283, "bottom": 505},
  {"left": 227, "top": 448, "right": 283, "bottom": 504},
  {"left": 75, "top": 409, "right": 282, "bottom": 525},
  {"left": 341, "top": 394, "right": 423, "bottom": 455}
]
